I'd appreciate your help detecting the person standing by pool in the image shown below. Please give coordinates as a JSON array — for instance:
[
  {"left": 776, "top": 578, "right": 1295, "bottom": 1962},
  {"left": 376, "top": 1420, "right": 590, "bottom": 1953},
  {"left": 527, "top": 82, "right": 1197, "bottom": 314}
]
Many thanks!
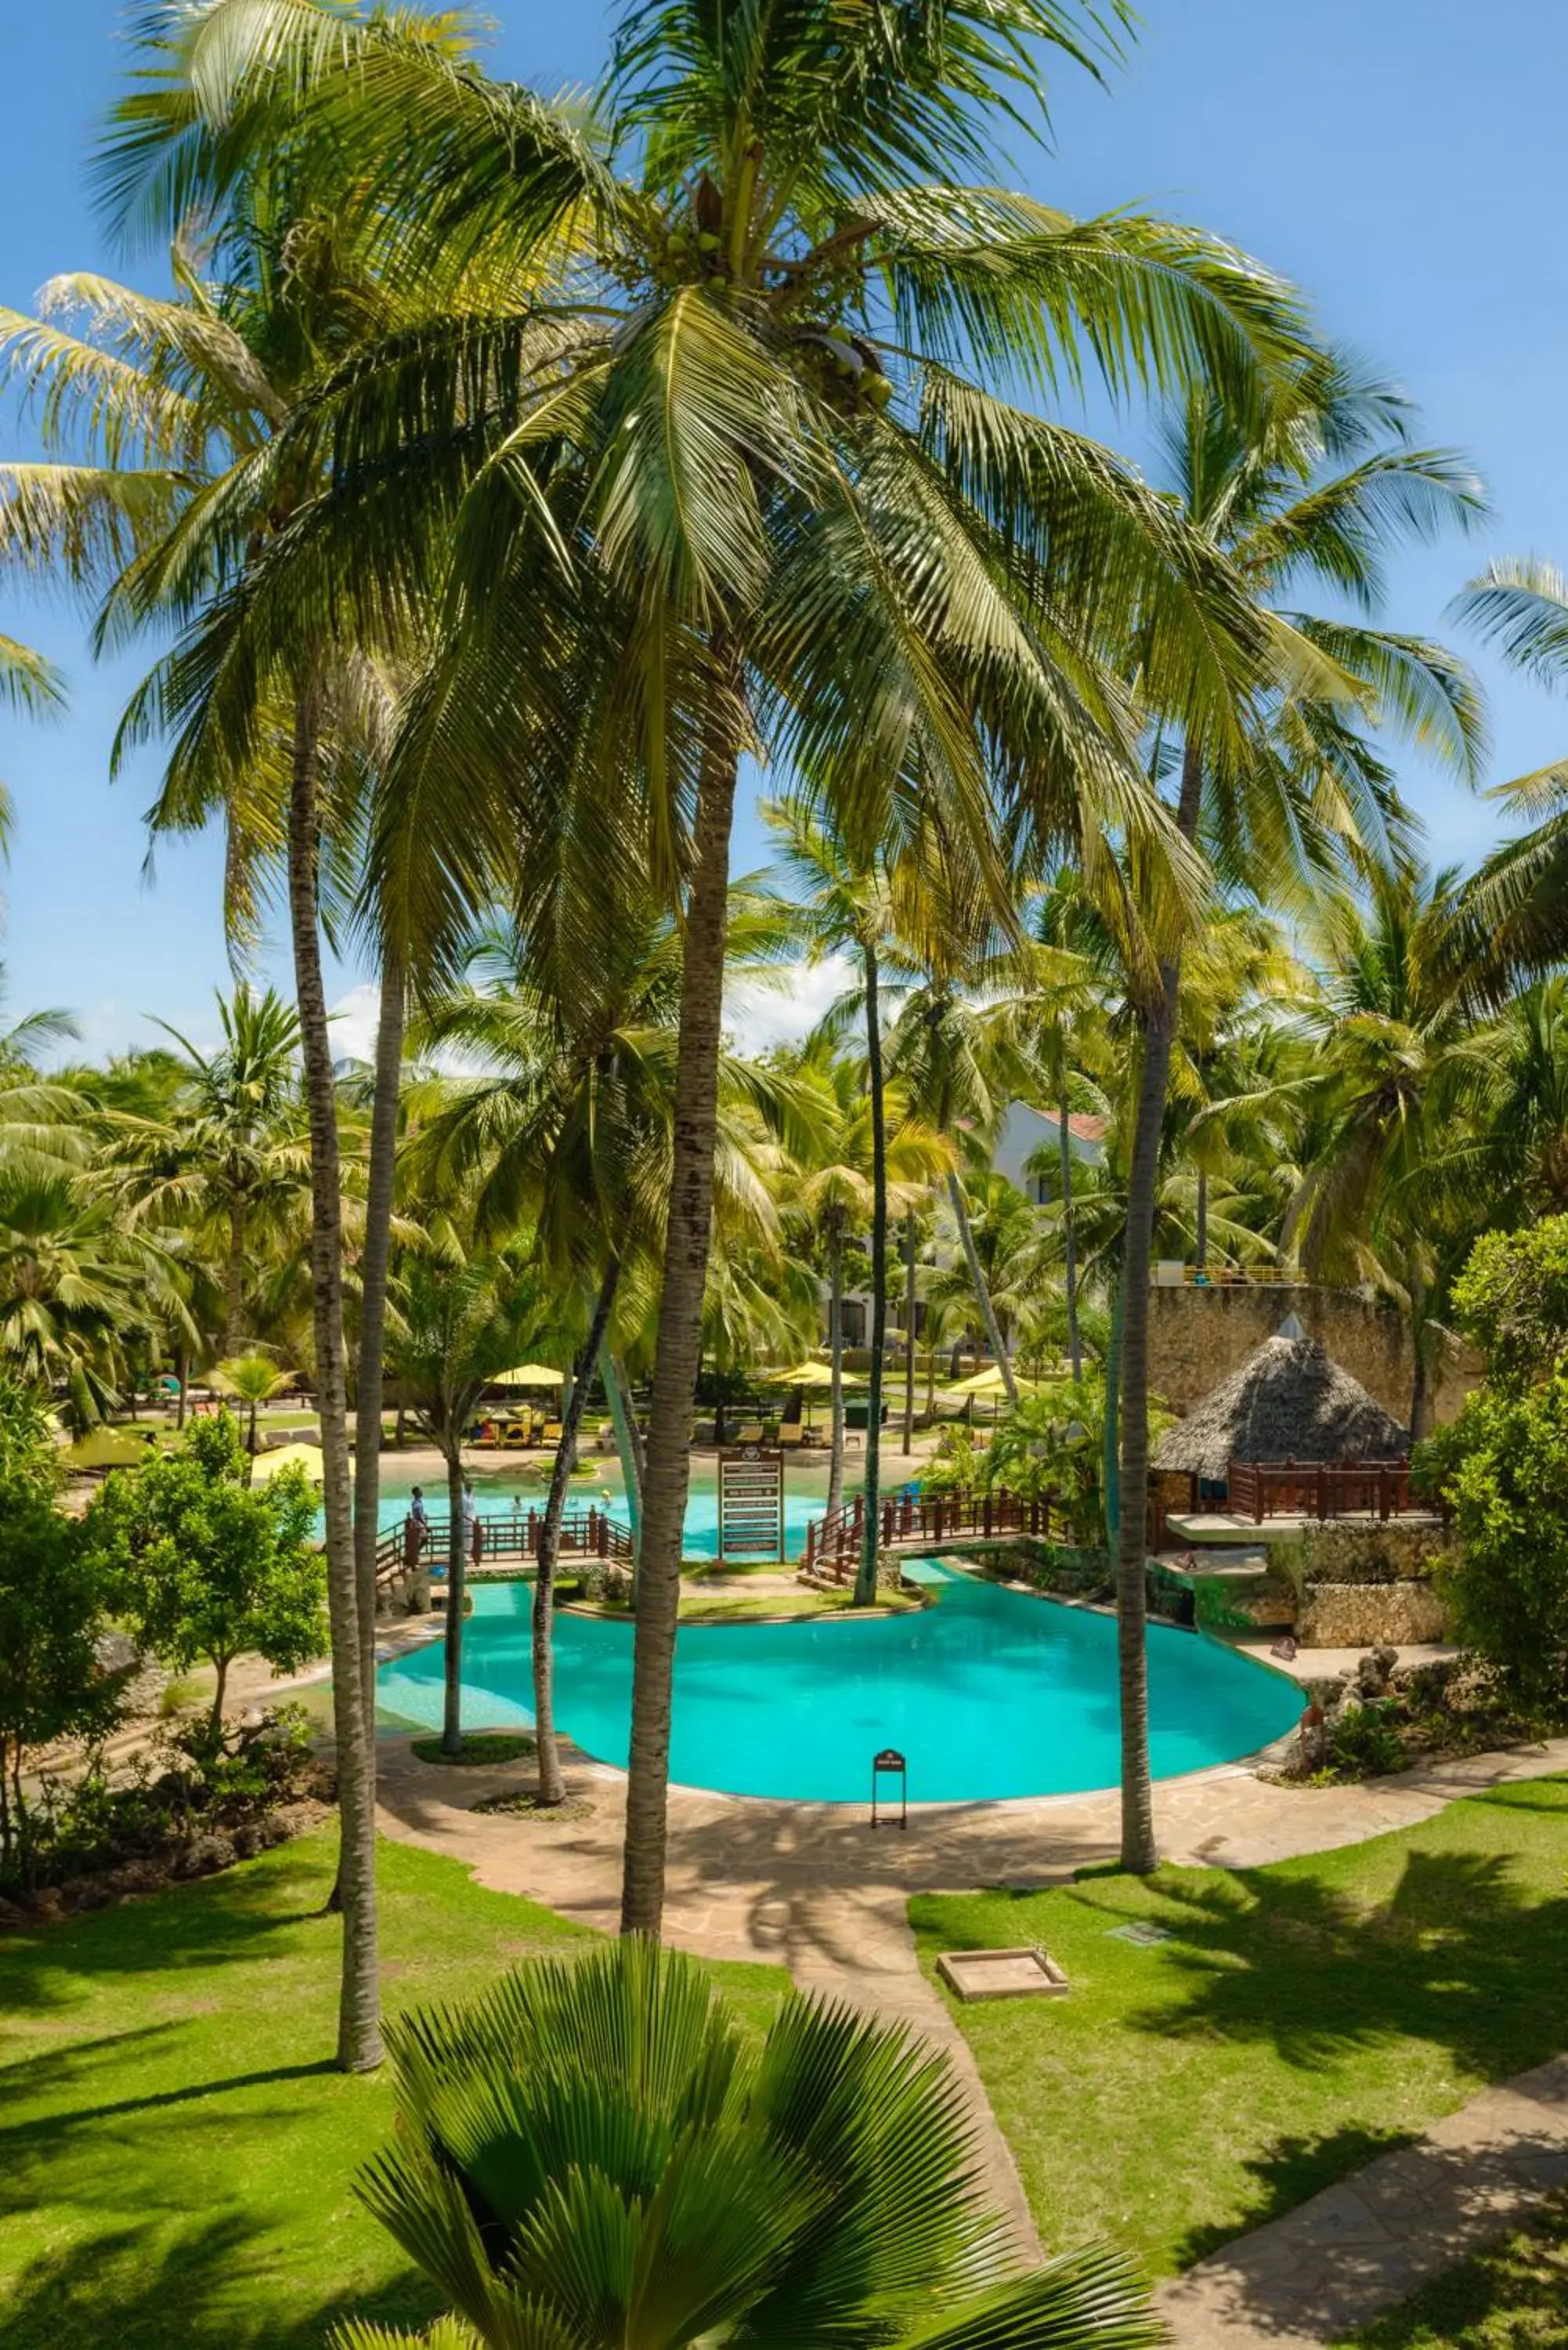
[
  {"left": 404, "top": 1485, "right": 428, "bottom": 1569},
  {"left": 461, "top": 1476, "right": 480, "bottom": 1567}
]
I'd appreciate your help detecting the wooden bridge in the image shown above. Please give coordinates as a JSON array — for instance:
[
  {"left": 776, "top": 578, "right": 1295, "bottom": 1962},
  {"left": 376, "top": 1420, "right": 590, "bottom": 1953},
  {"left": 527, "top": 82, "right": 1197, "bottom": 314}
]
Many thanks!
[
  {"left": 804, "top": 1490, "right": 1072, "bottom": 1582},
  {"left": 375, "top": 1506, "right": 634, "bottom": 1598}
]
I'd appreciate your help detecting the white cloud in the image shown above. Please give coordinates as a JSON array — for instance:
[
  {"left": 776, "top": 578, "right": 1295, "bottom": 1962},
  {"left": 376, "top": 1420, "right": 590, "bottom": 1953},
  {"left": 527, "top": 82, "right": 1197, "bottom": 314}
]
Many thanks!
[
  {"left": 724, "top": 954, "right": 854, "bottom": 1054},
  {"left": 327, "top": 981, "right": 382, "bottom": 1067}
]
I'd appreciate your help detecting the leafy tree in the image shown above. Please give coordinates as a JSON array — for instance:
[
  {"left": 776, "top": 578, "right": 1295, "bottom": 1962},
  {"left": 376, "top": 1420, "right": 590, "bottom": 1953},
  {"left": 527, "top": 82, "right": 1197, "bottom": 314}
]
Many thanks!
[
  {"left": 81, "top": 1413, "right": 325, "bottom": 1743},
  {"left": 328, "top": 1936, "right": 1158, "bottom": 2350},
  {"left": 0, "top": 1418, "right": 118, "bottom": 1885},
  {"left": 1447, "top": 1214, "right": 1568, "bottom": 1385},
  {"left": 1416, "top": 1374, "right": 1568, "bottom": 1705}
]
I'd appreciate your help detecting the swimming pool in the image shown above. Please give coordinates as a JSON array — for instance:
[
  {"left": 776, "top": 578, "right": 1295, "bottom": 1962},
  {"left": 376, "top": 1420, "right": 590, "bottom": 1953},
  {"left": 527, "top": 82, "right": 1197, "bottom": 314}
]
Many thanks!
[{"left": 377, "top": 1561, "right": 1300, "bottom": 1801}]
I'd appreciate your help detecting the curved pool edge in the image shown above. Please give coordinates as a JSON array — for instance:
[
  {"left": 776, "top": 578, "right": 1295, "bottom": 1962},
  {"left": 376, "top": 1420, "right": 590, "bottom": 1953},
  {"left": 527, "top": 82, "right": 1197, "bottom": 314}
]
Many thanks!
[{"left": 370, "top": 1583, "right": 1307, "bottom": 1812}]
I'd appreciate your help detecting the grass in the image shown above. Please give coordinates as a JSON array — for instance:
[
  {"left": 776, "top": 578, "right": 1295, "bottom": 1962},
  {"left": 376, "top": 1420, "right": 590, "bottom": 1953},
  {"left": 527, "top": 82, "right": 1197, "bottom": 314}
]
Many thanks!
[
  {"left": 0, "top": 1828, "right": 786, "bottom": 2350},
  {"left": 1340, "top": 2191, "right": 1568, "bottom": 2346},
  {"left": 910, "top": 1777, "right": 1568, "bottom": 2280}
]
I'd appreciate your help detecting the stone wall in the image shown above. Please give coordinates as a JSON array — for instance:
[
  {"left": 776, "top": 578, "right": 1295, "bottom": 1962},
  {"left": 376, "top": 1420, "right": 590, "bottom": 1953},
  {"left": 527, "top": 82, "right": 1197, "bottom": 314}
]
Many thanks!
[
  {"left": 1297, "top": 1580, "right": 1450, "bottom": 1647},
  {"left": 1149, "top": 1282, "right": 1479, "bottom": 1429}
]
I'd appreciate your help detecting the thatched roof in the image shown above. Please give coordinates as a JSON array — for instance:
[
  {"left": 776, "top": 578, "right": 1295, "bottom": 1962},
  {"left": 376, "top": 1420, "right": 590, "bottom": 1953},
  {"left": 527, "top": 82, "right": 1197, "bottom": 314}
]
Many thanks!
[{"left": 1153, "top": 1329, "right": 1407, "bottom": 1482}]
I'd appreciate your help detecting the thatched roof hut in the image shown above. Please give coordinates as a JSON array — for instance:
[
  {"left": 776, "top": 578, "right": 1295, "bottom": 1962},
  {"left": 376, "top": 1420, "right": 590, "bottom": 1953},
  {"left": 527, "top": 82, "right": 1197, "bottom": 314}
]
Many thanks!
[{"left": 1153, "top": 1324, "right": 1407, "bottom": 1483}]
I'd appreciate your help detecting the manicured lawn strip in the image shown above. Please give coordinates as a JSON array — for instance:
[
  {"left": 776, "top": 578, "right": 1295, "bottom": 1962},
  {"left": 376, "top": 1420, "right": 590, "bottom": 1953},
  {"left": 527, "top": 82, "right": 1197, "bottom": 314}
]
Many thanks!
[
  {"left": 0, "top": 1828, "right": 786, "bottom": 2350},
  {"left": 910, "top": 1778, "right": 1568, "bottom": 2279},
  {"left": 1340, "top": 2189, "right": 1568, "bottom": 2346}
]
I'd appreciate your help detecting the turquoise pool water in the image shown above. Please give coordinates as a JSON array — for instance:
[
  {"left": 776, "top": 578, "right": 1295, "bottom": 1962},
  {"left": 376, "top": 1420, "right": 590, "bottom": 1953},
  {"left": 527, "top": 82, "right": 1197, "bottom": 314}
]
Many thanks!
[{"left": 377, "top": 1561, "right": 1300, "bottom": 1802}]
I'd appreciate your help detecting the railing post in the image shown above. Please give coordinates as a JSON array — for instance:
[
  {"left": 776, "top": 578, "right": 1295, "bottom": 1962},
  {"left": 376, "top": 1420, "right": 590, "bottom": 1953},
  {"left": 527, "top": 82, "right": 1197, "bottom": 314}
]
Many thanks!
[
  {"left": 1317, "top": 1462, "right": 1328, "bottom": 1523},
  {"left": 982, "top": 1494, "right": 992, "bottom": 1538},
  {"left": 1254, "top": 1464, "right": 1263, "bottom": 1525},
  {"left": 806, "top": 1520, "right": 815, "bottom": 1570},
  {"left": 1378, "top": 1463, "right": 1390, "bottom": 1523},
  {"left": 598, "top": 1507, "right": 609, "bottom": 1558},
  {"left": 934, "top": 1499, "right": 945, "bottom": 1543}
]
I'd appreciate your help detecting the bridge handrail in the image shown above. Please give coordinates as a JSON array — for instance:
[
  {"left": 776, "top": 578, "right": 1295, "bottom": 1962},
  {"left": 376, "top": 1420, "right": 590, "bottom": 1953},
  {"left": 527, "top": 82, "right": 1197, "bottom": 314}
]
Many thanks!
[
  {"left": 804, "top": 1489, "right": 1061, "bottom": 1583},
  {"left": 374, "top": 1506, "right": 634, "bottom": 1593}
]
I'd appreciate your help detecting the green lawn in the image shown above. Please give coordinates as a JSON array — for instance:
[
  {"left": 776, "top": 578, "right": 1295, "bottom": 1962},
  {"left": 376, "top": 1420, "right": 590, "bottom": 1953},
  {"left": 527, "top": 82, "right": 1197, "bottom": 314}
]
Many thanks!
[
  {"left": 0, "top": 1829, "right": 786, "bottom": 2350},
  {"left": 910, "top": 1778, "right": 1568, "bottom": 2279},
  {"left": 1342, "top": 2191, "right": 1568, "bottom": 2347}
]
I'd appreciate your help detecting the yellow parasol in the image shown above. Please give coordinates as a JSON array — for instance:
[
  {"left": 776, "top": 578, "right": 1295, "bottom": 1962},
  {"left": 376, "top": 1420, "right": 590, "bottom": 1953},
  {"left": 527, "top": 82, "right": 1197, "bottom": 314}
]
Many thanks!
[
  {"left": 250, "top": 1441, "right": 327, "bottom": 1485},
  {"left": 491, "top": 1364, "right": 565, "bottom": 1387}
]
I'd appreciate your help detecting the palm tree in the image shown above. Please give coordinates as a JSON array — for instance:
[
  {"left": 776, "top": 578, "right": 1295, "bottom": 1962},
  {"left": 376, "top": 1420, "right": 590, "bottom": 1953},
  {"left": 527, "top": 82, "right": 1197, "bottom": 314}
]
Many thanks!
[
  {"left": 212, "top": 1347, "right": 297, "bottom": 1460},
  {"left": 0, "top": 1162, "right": 178, "bottom": 1423},
  {"left": 386, "top": 1246, "right": 563, "bottom": 1758},
  {"left": 330, "top": 1935, "right": 1158, "bottom": 2350},
  {"left": 790, "top": 1042, "right": 950, "bottom": 1547},
  {"left": 105, "top": 986, "right": 308, "bottom": 1355},
  {"left": 1288, "top": 863, "right": 1487, "bottom": 1439},
  {"left": 117, "top": 0, "right": 1318, "bottom": 1937},
  {"left": 1109, "top": 357, "right": 1484, "bottom": 1874}
]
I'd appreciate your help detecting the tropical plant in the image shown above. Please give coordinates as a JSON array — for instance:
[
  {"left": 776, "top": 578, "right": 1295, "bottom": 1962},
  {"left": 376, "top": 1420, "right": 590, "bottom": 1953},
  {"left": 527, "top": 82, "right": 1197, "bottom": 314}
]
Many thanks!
[
  {"left": 211, "top": 1347, "right": 298, "bottom": 1457},
  {"left": 0, "top": 1489, "right": 118, "bottom": 1890},
  {"left": 327, "top": 1934, "right": 1159, "bottom": 2350},
  {"left": 105, "top": 988, "right": 309, "bottom": 1355},
  {"left": 80, "top": 1412, "right": 326, "bottom": 1742}
]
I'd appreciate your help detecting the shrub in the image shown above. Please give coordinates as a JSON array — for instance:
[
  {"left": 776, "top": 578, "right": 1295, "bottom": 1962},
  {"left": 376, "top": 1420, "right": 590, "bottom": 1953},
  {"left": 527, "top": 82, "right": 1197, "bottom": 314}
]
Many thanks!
[
  {"left": 79, "top": 1412, "right": 327, "bottom": 1744},
  {"left": 0, "top": 1488, "right": 120, "bottom": 1889},
  {"left": 1415, "top": 1371, "right": 1568, "bottom": 1702}
]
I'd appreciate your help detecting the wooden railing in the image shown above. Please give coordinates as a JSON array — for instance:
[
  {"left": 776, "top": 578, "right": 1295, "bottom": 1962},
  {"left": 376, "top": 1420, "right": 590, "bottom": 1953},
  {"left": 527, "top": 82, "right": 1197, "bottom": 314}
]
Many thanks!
[
  {"left": 375, "top": 1507, "right": 634, "bottom": 1596},
  {"left": 1226, "top": 1457, "right": 1425, "bottom": 1524},
  {"left": 804, "top": 1490, "right": 1064, "bottom": 1582}
]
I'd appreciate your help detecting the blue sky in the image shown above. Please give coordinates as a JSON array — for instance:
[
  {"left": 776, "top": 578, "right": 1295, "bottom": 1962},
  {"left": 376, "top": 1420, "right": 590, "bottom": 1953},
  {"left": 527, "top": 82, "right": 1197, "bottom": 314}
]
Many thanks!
[{"left": 3, "top": 0, "right": 1568, "bottom": 1058}]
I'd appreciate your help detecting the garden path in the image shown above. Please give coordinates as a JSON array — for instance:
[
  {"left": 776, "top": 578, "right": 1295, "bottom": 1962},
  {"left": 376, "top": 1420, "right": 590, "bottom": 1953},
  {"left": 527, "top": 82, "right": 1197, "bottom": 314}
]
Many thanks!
[{"left": 1154, "top": 2055, "right": 1568, "bottom": 2347}]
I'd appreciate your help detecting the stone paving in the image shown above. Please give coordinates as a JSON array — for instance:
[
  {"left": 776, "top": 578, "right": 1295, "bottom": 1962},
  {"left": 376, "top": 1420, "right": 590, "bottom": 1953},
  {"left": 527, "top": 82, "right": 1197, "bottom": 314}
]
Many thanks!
[{"left": 1156, "top": 2056, "right": 1568, "bottom": 2348}]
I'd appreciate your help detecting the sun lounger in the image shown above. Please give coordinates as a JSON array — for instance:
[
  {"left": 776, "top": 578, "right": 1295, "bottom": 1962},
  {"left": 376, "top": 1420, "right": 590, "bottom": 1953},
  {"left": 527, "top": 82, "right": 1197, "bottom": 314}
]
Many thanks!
[
  {"left": 541, "top": 1420, "right": 565, "bottom": 1445},
  {"left": 778, "top": 1421, "right": 804, "bottom": 1446},
  {"left": 735, "top": 1422, "right": 764, "bottom": 1444}
]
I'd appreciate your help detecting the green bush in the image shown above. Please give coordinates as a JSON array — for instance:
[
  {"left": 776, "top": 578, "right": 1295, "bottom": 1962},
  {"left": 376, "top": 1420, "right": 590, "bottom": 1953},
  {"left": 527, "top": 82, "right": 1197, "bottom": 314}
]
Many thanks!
[
  {"left": 1415, "top": 1372, "right": 1568, "bottom": 1702},
  {"left": 79, "top": 1413, "right": 327, "bottom": 1746}
]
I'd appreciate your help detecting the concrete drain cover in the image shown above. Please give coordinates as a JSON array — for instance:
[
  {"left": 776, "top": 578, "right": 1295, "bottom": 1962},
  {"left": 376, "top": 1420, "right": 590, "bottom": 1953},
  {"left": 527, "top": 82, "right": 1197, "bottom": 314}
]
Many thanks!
[
  {"left": 1106, "top": 1922, "right": 1175, "bottom": 1947},
  {"left": 936, "top": 1947, "right": 1069, "bottom": 2001}
]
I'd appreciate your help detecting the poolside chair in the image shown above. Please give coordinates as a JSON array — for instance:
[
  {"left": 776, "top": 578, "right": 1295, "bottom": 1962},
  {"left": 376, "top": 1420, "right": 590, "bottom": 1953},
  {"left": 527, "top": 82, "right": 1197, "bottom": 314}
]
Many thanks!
[
  {"left": 541, "top": 1420, "right": 565, "bottom": 1445},
  {"left": 778, "top": 1420, "right": 804, "bottom": 1448},
  {"left": 735, "top": 1421, "right": 764, "bottom": 1444}
]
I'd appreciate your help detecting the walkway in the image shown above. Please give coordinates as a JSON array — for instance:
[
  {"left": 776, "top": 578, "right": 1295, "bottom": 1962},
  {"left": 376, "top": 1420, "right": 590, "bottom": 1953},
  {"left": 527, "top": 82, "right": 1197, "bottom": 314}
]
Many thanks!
[{"left": 1157, "top": 2056, "right": 1568, "bottom": 2347}]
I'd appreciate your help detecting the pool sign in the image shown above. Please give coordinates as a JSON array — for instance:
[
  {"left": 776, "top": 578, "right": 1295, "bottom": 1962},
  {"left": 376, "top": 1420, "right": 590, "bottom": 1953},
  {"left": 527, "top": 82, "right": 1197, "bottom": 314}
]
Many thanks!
[{"left": 718, "top": 1445, "right": 785, "bottom": 1560}]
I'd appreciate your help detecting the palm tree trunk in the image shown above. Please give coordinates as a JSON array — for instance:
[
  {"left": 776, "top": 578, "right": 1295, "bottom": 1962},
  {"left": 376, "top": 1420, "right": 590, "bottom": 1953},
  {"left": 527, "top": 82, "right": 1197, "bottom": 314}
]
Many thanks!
[
  {"left": 826, "top": 1219, "right": 846, "bottom": 1524},
  {"left": 536, "top": 1261, "right": 621, "bottom": 1806},
  {"left": 620, "top": 677, "right": 741, "bottom": 1940},
  {"left": 1058, "top": 1046, "right": 1082, "bottom": 1381},
  {"left": 286, "top": 682, "right": 381, "bottom": 2071},
  {"left": 1115, "top": 736, "right": 1202, "bottom": 1878},
  {"left": 1196, "top": 1166, "right": 1209, "bottom": 1273},
  {"left": 602, "top": 1347, "right": 642, "bottom": 1552},
  {"left": 1103, "top": 1264, "right": 1123, "bottom": 1553},
  {"left": 175, "top": 1346, "right": 188, "bottom": 1432},
  {"left": 441, "top": 1444, "right": 466, "bottom": 1757},
  {"left": 856, "top": 942, "right": 887, "bottom": 1606},
  {"left": 901, "top": 1216, "right": 918, "bottom": 1457},
  {"left": 1408, "top": 1261, "right": 1431, "bottom": 1443},
  {"left": 948, "top": 1171, "right": 1017, "bottom": 1405},
  {"left": 352, "top": 936, "right": 405, "bottom": 1737},
  {"left": 224, "top": 1205, "right": 246, "bottom": 1354}
]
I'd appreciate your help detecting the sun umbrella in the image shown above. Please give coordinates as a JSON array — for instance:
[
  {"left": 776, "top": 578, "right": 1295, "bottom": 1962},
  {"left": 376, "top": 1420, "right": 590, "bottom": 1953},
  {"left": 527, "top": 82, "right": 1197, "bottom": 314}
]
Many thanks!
[
  {"left": 251, "top": 1441, "right": 327, "bottom": 1485},
  {"left": 948, "top": 1365, "right": 1028, "bottom": 1397},
  {"left": 492, "top": 1364, "right": 565, "bottom": 1387}
]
